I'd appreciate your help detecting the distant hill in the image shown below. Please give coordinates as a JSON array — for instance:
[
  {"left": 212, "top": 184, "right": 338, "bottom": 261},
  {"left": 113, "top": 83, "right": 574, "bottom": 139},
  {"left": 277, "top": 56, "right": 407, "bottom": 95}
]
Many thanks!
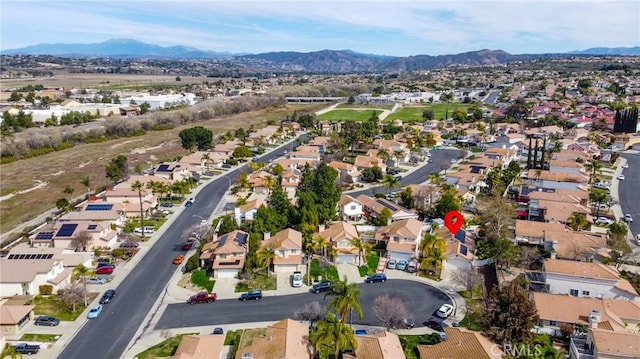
[
  {"left": 1, "top": 38, "right": 234, "bottom": 58},
  {"left": 2, "top": 39, "right": 638, "bottom": 72},
  {"left": 568, "top": 47, "right": 640, "bottom": 56}
]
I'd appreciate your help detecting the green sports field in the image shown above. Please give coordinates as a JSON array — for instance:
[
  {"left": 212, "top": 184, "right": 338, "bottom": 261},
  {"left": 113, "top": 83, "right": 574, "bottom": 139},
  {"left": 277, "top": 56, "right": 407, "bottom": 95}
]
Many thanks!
[
  {"left": 384, "top": 103, "right": 472, "bottom": 123},
  {"left": 317, "top": 109, "right": 383, "bottom": 122}
]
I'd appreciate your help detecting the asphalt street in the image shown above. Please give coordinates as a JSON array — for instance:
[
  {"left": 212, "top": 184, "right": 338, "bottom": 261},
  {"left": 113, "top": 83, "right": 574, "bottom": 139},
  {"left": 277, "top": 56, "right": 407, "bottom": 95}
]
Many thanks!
[
  {"left": 155, "top": 279, "right": 451, "bottom": 329},
  {"left": 618, "top": 152, "right": 640, "bottom": 240},
  {"left": 349, "top": 148, "right": 462, "bottom": 197},
  {"left": 57, "top": 137, "right": 305, "bottom": 359}
]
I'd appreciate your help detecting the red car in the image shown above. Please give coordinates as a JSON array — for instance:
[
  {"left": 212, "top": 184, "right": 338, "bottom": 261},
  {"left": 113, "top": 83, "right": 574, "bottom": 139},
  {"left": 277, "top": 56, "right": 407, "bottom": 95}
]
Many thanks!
[
  {"left": 95, "top": 266, "right": 113, "bottom": 275},
  {"left": 182, "top": 241, "right": 194, "bottom": 250}
]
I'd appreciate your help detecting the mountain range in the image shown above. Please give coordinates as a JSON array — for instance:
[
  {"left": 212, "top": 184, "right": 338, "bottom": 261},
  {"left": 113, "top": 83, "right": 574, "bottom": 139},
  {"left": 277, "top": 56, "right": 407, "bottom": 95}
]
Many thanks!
[{"left": 2, "top": 39, "right": 639, "bottom": 73}]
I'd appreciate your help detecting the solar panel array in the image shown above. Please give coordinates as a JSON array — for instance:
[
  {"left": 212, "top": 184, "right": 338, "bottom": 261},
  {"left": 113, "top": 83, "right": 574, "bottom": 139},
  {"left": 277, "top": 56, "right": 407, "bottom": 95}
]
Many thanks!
[
  {"left": 56, "top": 223, "right": 78, "bottom": 237},
  {"left": 87, "top": 224, "right": 98, "bottom": 230},
  {"left": 235, "top": 232, "right": 249, "bottom": 246},
  {"left": 7, "top": 253, "right": 54, "bottom": 260},
  {"left": 376, "top": 199, "right": 398, "bottom": 212},
  {"left": 460, "top": 245, "right": 468, "bottom": 256},
  {"left": 157, "top": 164, "right": 171, "bottom": 172},
  {"left": 86, "top": 204, "right": 114, "bottom": 211},
  {"left": 219, "top": 259, "right": 241, "bottom": 266},
  {"left": 455, "top": 230, "right": 466, "bottom": 243},
  {"left": 35, "top": 231, "right": 54, "bottom": 240}
]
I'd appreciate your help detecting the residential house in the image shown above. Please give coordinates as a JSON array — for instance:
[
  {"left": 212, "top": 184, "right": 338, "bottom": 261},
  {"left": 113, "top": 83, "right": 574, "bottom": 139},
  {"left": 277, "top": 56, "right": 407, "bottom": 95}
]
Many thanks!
[
  {"left": 417, "top": 327, "right": 503, "bottom": 359},
  {"left": 212, "top": 140, "right": 241, "bottom": 156},
  {"left": 281, "top": 168, "right": 302, "bottom": 198},
  {"left": 308, "top": 136, "right": 330, "bottom": 153},
  {"left": 235, "top": 318, "right": 310, "bottom": 359},
  {"left": 406, "top": 184, "right": 440, "bottom": 212},
  {"left": 375, "top": 219, "right": 423, "bottom": 261},
  {"left": 515, "top": 220, "right": 568, "bottom": 244},
  {"left": 119, "top": 105, "right": 140, "bottom": 117},
  {"left": 372, "top": 139, "right": 410, "bottom": 163},
  {"left": 261, "top": 229, "right": 303, "bottom": 273},
  {"left": 549, "top": 159, "right": 585, "bottom": 175},
  {"left": 104, "top": 183, "right": 158, "bottom": 217},
  {"left": 443, "top": 228, "right": 476, "bottom": 270},
  {"left": 537, "top": 199, "right": 591, "bottom": 224},
  {"left": 356, "top": 195, "right": 418, "bottom": 222},
  {"left": 542, "top": 259, "right": 638, "bottom": 300},
  {"left": 289, "top": 146, "right": 321, "bottom": 164},
  {"left": 337, "top": 195, "right": 364, "bottom": 222},
  {"left": 328, "top": 161, "right": 361, "bottom": 185},
  {"left": 354, "top": 155, "right": 387, "bottom": 172},
  {"left": 199, "top": 230, "right": 249, "bottom": 278},
  {"left": 154, "top": 162, "right": 192, "bottom": 181},
  {"left": 234, "top": 198, "right": 266, "bottom": 224},
  {"left": 570, "top": 329, "right": 640, "bottom": 359},
  {"left": 248, "top": 171, "right": 274, "bottom": 195},
  {"left": 505, "top": 132, "right": 526, "bottom": 144},
  {"left": 0, "top": 256, "right": 71, "bottom": 296},
  {"left": 343, "top": 331, "right": 405, "bottom": 359},
  {"left": 30, "top": 220, "right": 118, "bottom": 250},
  {"left": 317, "top": 222, "right": 360, "bottom": 264},
  {"left": 533, "top": 293, "right": 640, "bottom": 336},
  {"left": 544, "top": 231, "right": 607, "bottom": 262},
  {"left": 0, "top": 302, "right": 35, "bottom": 336},
  {"left": 484, "top": 147, "right": 518, "bottom": 169},
  {"left": 248, "top": 125, "right": 282, "bottom": 146},
  {"left": 178, "top": 151, "right": 216, "bottom": 174},
  {"left": 172, "top": 334, "right": 224, "bottom": 359}
]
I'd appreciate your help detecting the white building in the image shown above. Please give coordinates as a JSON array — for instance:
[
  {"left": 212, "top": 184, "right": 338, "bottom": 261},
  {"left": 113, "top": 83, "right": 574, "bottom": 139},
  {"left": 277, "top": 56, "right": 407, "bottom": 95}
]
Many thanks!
[{"left": 119, "top": 93, "right": 197, "bottom": 110}]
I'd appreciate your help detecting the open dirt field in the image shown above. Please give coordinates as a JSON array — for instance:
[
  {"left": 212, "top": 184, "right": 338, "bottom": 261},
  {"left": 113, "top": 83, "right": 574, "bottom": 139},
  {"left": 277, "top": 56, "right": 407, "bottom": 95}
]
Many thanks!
[
  {"left": 0, "top": 103, "right": 324, "bottom": 236},
  {"left": 0, "top": 73, "right": 213, "bottom": 90}
]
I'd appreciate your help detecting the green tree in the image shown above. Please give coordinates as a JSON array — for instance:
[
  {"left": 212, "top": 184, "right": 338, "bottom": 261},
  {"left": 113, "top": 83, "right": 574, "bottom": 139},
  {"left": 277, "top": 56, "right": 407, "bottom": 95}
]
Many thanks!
[
  {"left": 80, "top": 175, "right": 91, "bottom": 195},
  {"left": 422, "top": 109, "right": 435, "bottom": 121},
  {"left": 179, "top": 126, "right": 213, "bottom": 151},
  {"left": 419, "top": 232, "right": 447, "bottom": 278},
  {"left": 325, "top": 275, "right": 364, "bottom": 324},
  {"left": 399, "top": 186, "right": 414, "bottom": 209},
  {"left": 584, "top": 158, "right": 603, "bottom": 184},
  {"left": 432, "top": 190, "right": 461, "bottom": 219},
  {"left": 256, "top": 245, "right": 276, "bottom": 277},
  {"left": 352, "top": 237, "right": 372, "bottom": 266},
  {"left": 105, "top": 155, "right": 128, "bottom": 184},
  {"left": 1, "top": 343, "right": 21, "bottom": 359},
  {"left": 139, "top": 102, "right": 151, "bottom": 114},
  {"left": 476, "top": 237, "right": 519, "bottom": 269},
  {"left": 567, "top": 212, "right": 588, "bottom": 231},
  {"left": 483, "top": 280, "right": 539, "bottom": 343},
  {"left": 56, "top": 198, "right": 71, "bottom": 213},
  {"left": 296, "top": 163, "right": 341, "bottom": 224},
  {"left": 131, "top": 180, "right": 146, "bottom": 237},
  {"left": 310, "top": 313, "right": 358, "bottom": 359},
  {"left": 452, "top": 108, "right": 468, "bottom": 123},
  {"left": 381, "top": 174, "right": 401, "bottom": 194},
  {"left": 232, "top": 145, "right": 252, "bottom": 159},
  {"left": 73, "top": 264, "right": 94, "bottom": 307}
]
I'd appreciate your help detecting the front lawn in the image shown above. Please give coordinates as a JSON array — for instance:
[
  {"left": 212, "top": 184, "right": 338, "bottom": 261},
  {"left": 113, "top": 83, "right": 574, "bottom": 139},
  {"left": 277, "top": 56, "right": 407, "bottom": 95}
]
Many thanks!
[
  {"left": 458, "top": 286, "right": 484, "bottom": 331},
  {"left": 359, "top": 251, "right": 380, "bottom": 277},
  {"left": 225, "top": 330, "right": 243, "bottom": 358},
  {"left": 235, "top": 273, "right": 277, "bottom": 292},
  {"left": 400, "top": 334, "right": 443, "bottom": 359},
  {"left": 31, "top": 293, "right": 99, "bottom": 321},
  {"left": 237, "top": 328, "right": 267, "bottom": 350},
  {"left": 308, "top": 259, "right": 339, "bottom": 282},
  {"left": 190, "top": 270, "right": 215, "bottom": 293},
  {"left": 135, "top": 332, "right": 198, "bottom": 359},
  {"left": 19, "top": 333, "right": 61, "bottom": 342}
]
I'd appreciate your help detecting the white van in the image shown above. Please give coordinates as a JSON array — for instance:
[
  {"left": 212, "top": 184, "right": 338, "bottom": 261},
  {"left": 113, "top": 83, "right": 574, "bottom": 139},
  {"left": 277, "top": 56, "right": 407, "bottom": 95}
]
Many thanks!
[
  {"left": 292, "top": 271, "right": 303, "bottom": 287},
  {"left": 133, "top": 227, "right": 155, "bottom": 236}
]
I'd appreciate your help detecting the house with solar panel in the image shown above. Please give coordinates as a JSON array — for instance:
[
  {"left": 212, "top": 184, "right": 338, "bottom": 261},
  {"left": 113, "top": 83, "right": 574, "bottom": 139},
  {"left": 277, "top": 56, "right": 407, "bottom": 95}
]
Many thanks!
[
  {"left": 374, "top": 218, "right": 424, "bottom": 262},
  {"left": 153, "top": 162, "right": 193, "bottom": 181},
  {"left": 0, "top": 253, "right": 70, "bottom": 296},
  {"left": 443, "top": 228, "right": 475, "bottom": 271},
  {"left": 63, "top": 202, "right": 126, "bottom": 228},
  {"left": 30, "top": 220, "right": 118, "bottom": 250},
  {"left": 199, "top": 230, "right": 249, "bottom": 278},
  {"left": 104, "top": 183, "right": 158, "bottom": 217},
  {"left": 355, "top": 194, "right": 418, "bottom": 223}
]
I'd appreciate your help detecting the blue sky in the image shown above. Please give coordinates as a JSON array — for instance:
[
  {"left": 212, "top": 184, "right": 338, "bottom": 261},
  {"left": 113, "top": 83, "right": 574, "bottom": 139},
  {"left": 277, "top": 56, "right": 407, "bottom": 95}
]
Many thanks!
[{"left": 1, "top": 1, "right": 638, "bottom": 56}]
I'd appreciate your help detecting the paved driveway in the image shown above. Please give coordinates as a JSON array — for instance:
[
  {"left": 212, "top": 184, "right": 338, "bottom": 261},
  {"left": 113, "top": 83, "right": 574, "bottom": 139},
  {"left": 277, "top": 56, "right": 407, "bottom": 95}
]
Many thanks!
[{"left": 337, "top": 263, "right": 365, "bottom": 283}]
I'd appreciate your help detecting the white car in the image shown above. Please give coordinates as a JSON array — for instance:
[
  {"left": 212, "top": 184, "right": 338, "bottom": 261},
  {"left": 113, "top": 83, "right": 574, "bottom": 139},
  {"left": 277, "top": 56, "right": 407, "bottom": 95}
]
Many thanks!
[
  {"left": 617, "top": 175, "right": 625, "bottom": 180},
  {"left": 133, "top": 227, "right": 154, "bottom": 236},
  {"left": 595, "top": 217, "right": 614, "bottom": 225},
  {"left": 622, "top": 164, "right": 629, "bottom": 169},
  {"left": 292, "top": 271, "right": 303, "bottom": 288},
  {"left": 436, "top": 303, "right": 454, "bottom": 318},
  {"left": 86, "top": 277, "right": 107, "bottom": 285},
  {"left": 624, "top": 214, "right": 633, "bottom": 223}
]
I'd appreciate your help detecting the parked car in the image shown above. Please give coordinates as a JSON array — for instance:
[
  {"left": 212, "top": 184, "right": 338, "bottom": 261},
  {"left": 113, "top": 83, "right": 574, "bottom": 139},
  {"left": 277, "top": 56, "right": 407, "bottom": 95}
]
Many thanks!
[
  {"left": 395, "top": 175, "right": 403, "bottom": 180},
  {"left": 13, "top": 343, "right": 40, "bottom": 355},
  {"left": 622, "top": 163, "right": 629, "bottom": 169},
  {"left": 402, "top": 318, "right": 415, "bottom": 329},
  {"left": 96, "top": 262, "right": 116, "bottom": 269},
  {"left": 87, "top": 305, "right": 104, "bottom": 319},
  {"left": 100, "top": 289, "right": 116, "bottom": 304},
  {"left": 365, "top": 273, "right": 387, "bottom": 283},
  {"left": 424, "top": 317, "right": 449, "bottom": 332},
  {"left": 292, "top": 271, "right": 303, "bottom": 288},
  {"left": 636, "top": 233, "right": 640, "bottom": 245},
  {"left": 182, "top": 241, "right": 194, "bottom": 250},
  {"left": 617, "top": 175, "right": 625, "bottom": 180},
  {"left": 187, "top": 291, "right": 217, "bottom": 304},
  {"left": 119, "top": 241, "right": 139, "bottom": 249},
  {"left": 133, "top": 227, "right": 154, "bottom": 236},
  {"left": 624, "top": 214, "right": 634, "bottom": 223},
  {"left": 396, "top": 260, "right": 408, "bottom": 271},
  {"left": 95, "top": 266, "right": 113, "bottom": 275},
  {"left": 212, "top": 327, "right": 224, "bottom": 335},
  {"left": 311, "top": 282, "right": 333, "bottom": 294},
  {"left": 160, "top": 202, "right": 174, "bottom": 208},
  {"left": 173, "top": 254, "right": 185, "bottom": 264},
  {"left": 436, "top": 304, "right": 454, "bottom": 318},
  {"left": 239, "top": 290, "right": 263, "bottom": 301},
  {"left": 595, "top": 217, "right": 614, "bottom": 225},
  {"left": 221, "top": 163, "right": 232, "bottom": 169},
  {"left": 86, "top": 277, "right": 107, "bottom": 285},
  {"left": 35, "top": 315, "right": 60, "bottom": 326},
  {"left": 387, "top": 259, "right": 397, "bottom": 270},
  {"left": 406, "top": 260, "right": 418, "bottom": 273}
]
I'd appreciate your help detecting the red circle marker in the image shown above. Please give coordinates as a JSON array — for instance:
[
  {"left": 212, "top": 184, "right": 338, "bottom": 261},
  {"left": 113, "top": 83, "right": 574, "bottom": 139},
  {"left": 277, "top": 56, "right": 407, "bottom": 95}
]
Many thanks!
[{"left": 444, "top": 210, "right": 464, "bottom": 235}]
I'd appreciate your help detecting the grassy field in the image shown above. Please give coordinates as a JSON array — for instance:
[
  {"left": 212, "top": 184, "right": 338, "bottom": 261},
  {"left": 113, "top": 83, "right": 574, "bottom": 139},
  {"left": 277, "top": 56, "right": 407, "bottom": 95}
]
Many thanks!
[
  {"left": 190, "top": 269, "right": 215, "bottom": 293},
  {"left": 0, "top": 103, "right": 325, "bottom": 236},
  {"left": 385, "top": 103, "right": 472, "bottom": 123},
  {"left": 31, "top": 293, "right": 99, "bottom": 321},
  {"left": 317, "top": 109, "right": 382, "bottom": 122},
  {"left": 400, "top": 333, "right": 444, "bottom": 359},
  {"left": 235, "top": 273, "right": 277, "bottom": 292},
  {"left": 19, "top": 333, "right": 61, "bottom": 342},
  {"left": 336, "top": 103, "right": 394, "bottom": 110}
]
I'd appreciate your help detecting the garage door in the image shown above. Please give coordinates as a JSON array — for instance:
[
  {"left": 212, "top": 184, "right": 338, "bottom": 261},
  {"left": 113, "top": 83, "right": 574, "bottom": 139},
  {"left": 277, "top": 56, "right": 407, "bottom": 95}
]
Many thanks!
[
  {"left": 216, "top": 269, "right": 238, "bottom": 278},
  {"left": 389, "top": 251, "right": 412, "bottom": 261},
  {"left": 274, "top": 264, "right": 299, "bottom": 273},
  {"left": 335, "top": 255, "right": 357, "bottom": 264},
  {"left": 632, "top": 143, "right": 640, "bottom": 151}
]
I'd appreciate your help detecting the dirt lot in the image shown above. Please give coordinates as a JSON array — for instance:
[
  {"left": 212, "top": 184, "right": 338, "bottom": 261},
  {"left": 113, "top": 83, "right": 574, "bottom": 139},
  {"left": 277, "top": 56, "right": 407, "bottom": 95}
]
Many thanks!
[{"left": 0, "top": 103, "right": 324, "bottom": 236}]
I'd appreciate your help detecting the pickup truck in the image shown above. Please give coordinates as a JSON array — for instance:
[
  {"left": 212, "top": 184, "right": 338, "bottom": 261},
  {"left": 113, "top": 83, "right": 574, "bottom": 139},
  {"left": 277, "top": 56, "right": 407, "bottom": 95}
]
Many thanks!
[
  {"left": 13, "top": 343, "right": 40, "bottom": 355},
  {"left": 187, "top": 291, "right": 217, "bottom": 304}
]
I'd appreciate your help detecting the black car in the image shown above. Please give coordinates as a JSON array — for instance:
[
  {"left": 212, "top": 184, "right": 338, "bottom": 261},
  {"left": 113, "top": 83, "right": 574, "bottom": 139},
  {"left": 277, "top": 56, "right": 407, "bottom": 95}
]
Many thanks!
[
  {"left": 212, "top": 327, "right": 224, "bottom": 335},
  {"left": 100, "top": 289, "right": 116, "bottom": 304},
  {"left": 160, "top": 202, "right": 174, "bottom": 208},
  {"left": 96, "top": 262, "right": 116, "bottom": 269},
  {"left": 35, "top": 315, "right": 60, "bottom": 326},
  {"left": 119, "top": 241, "right": 139, "bottom": 249},
  {"left": 311, "top": 282, "right": 333, "bottom": 294},
  {"left": 424, "top": 317, "right": 449, "bottom": 332},
  {"left": 239, "top": 290, "right": 262, "bottom": 301},
  {"left": 365, "top": 273, "right": 387, "bottom": 283}
]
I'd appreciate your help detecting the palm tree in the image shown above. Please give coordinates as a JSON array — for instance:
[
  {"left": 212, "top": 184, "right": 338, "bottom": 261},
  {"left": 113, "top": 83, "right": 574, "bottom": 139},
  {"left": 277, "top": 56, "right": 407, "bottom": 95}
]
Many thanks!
[
  {"left": 584, "top": 158, "right": 603, "bottom": 184},
  {"left": 427, "top": 173, "right": 445, "bottom": 186},
  {"left": 325, "top": 275, "right": 363, "bottom": 324},
  {"left": 567, "top": 212, "right": 588, "bottom": 231},
  {"left": 377, "top": 148, "right": 390, "bottom": 162},
  {"left": 419, "top": 232, "right": 448, "bottom": 278},
  {"left": 310, "top": 313, "right": 358, "bottom": 359},
  {"left": 256, "top": 245, "right": 276, "bottom": 277},
  {"left": 80, "top": 175, "right": 91, "bottom": 196},
  {"left": 312, "top": 235, "right": 329, "bottom": 257},
  {"left": 352, "top": 237, "right": 372, "bottom": 266},
  {"left": 131, "top": 180, "right": 145, "bottom": 238},
  {"left": 381, "top": 174, "right": 401, "bottom": 194},
  {"left": 73, "top": 264, "right": 94, "bottom": 307}
]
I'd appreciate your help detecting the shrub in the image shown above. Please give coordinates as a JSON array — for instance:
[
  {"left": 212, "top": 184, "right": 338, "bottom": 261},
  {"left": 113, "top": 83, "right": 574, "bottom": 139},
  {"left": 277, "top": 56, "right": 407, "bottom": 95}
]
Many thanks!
[
  {"left": 111, "top": 249, "right": 125, "bottom": 258},
  {"left": 39, "top": 284, "right": 53, "bottom": 295},
  {"left": 185, "top": 254, "right": 200, "bottom": 272}
]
